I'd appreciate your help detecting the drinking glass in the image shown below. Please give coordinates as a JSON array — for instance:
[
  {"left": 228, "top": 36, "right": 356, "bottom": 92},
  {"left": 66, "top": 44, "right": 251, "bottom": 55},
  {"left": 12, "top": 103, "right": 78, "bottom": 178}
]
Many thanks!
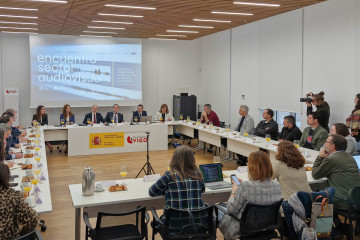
[
  {"left": 22, "top": 182, "right": 32, "bottom": 198},
  {"left": 34, "top": 142, "right": 41, "bottom": 151},
  {"left": 301, "top": 227, "right": 317, "bottom": 240},
  {"left": 179, "top": 114, "right": 183, "bottom": 121},
  {"left": 294, "top": 140, "right": 300, "bottom": 148},
  {"left": 209, "top": 121, "right": 213, "bottom": 128},
  {"left": 186, "top": 116, "right": 190, "bottom": 122},
  {"left": 120, "top": 165, "right": 127, "bottom": 184},
  {"left": 61, "top": 119, "right": 65, "bottom": 126},
  {"left": 244, "top": 133, "right": 249, "bottom": 138},
  {"left": 134, "top": 116, "right": 138, "bottom": 123},
  {"left": 196, "top": 119, "right": 201, "bottom": 125},
  {"left": 265, "top": 134, "right": 271, "bottom": 147},
  {"left": 87, "top": 118, "right": 91, "bottom": 125}
]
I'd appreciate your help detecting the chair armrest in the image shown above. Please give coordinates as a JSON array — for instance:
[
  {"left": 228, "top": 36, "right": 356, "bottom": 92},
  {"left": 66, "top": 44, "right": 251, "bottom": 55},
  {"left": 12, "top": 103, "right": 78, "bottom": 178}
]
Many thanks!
[
  {"left": 35, "top": 229, "right": 43, "bottom": 240},
  {"left": 150, "top": 207, "right": 164, "bottom": 227},
  {"left": 83, "top": 212, "right": 95, "bottom": 231}
]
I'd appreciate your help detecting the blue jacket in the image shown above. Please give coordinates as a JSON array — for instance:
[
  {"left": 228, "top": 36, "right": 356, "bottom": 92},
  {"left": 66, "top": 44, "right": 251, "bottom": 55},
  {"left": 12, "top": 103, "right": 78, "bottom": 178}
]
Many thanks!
[
  {"left": 132, "top": 111, "right": 147, "bottom": 122},
  {"left": 60, "top": 114, "right": 75, "bottom": 125}
]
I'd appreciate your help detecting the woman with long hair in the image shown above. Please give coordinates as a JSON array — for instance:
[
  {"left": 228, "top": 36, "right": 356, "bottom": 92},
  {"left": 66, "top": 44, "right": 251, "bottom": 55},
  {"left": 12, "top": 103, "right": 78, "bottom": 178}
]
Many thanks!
[
  {"left": 219, "top": 151, "right": 282, "bottom": 240},
  {"left": 60, "top": 104, "right": 75, "bottom": 125},
  {"left": 346, "top": 93, "right": 360, "bottom": 150},
  {"left": 272, "top": 141, "right": 311, "bottom": 200},
  {"left": 0, "top": 162, "right": 38, "bottom": 240},
  {"left": 306, "top": 91, "right": 330, "bottom": 132},
  {"left": 330, "top": 123, "right": 357, "bottom": 155},
  {"left": 32, "top": 105, "right": 48, "bottom": 126},
  {"left": 149, "top": 145, "right": 204, "bottom": 227},
  {"left": 154, "top": 104, "right": 174, "bottom": 121}
]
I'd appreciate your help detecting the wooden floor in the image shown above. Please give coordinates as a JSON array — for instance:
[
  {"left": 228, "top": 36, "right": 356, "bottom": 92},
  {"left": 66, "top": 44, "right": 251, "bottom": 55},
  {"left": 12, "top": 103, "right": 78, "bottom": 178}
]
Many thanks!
[{"left": 38, "top": 142, "right": 357, "bottom": 240}]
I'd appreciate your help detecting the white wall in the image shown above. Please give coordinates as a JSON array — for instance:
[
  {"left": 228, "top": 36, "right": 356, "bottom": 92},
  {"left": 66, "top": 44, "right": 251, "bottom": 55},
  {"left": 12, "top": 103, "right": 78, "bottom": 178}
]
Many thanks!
[{"left": 0, "top": 34, "right": 202, "bottom": 126}]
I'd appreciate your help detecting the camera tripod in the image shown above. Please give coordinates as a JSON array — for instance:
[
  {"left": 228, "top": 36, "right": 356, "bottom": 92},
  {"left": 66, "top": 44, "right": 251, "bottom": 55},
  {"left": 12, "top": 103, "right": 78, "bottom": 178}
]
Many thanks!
[{"left": 135, "top": 132, "right": 155, "bottom": 178}]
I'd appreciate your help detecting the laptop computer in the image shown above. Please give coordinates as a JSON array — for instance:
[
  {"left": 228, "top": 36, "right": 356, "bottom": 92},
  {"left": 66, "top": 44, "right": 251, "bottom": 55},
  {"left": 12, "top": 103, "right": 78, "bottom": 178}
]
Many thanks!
[
  {"left": 140, "top": 116, "right": 152, "bottom": 122},
  {"left": 199, "top": 163, "right": 232, "bottom": 190},
  {"left": 353, "top": 155, "right": 360, "bottom": 171}
]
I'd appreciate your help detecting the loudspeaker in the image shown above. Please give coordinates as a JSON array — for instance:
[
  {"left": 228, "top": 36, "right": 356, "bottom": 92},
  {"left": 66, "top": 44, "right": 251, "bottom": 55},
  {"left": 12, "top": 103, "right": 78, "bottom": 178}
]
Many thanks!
[{"left": 173, "top": 95, "right": 197, "bottom": 121}]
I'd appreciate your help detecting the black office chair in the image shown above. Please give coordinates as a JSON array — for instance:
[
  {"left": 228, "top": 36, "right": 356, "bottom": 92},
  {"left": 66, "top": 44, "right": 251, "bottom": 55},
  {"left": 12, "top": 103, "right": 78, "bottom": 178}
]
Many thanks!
[
  {"left": 14, "top": 229, "right": 43, "bottom": 240},
  {"left": 83, "top": 205, "right": 149, "bottom": 240},
  {"left": 216, "top": 198, "right": 284, "bottom": 240},
  {"left": 151, "top": 205, "right": 217, "bottom": 240},
  {"left": 335, "top": 185, "right": 360, "bottom": 240}
]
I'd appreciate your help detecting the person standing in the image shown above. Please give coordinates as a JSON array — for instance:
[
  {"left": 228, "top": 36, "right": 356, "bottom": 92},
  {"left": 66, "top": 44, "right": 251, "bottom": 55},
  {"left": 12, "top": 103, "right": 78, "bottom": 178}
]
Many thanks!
[
  {"left": 346, "top": 93, "right": 360, "bottom": 151},
  {"left": 306, "top": 91, "right": 330, "bottom": 132}
]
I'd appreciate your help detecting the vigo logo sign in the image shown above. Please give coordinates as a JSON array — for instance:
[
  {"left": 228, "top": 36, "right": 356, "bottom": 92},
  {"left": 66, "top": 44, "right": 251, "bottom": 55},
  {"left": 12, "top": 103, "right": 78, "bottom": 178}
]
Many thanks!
[{"left": 127, "top": 136, "right": 148, "bottom": 144}]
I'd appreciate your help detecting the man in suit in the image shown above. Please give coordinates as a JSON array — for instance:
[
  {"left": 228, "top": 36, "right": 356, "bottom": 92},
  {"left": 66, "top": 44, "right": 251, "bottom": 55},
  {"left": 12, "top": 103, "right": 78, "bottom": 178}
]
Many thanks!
[
  {"left": 133, "top": 104, "right": 147, "bottom": 122},
  {"left": 105, "top": 104, "right": 124, "bottom": 124},
  {"left": 83, "top": 105, "right": 105, "bottom": 124}
]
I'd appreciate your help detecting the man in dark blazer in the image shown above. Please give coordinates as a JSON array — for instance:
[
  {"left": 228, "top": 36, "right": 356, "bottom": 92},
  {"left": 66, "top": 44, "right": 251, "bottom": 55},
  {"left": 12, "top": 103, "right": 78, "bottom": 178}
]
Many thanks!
[
  {"left": 83, "top": 105, "right": 105, "bottom": 124},
  {"left": 105, "top": 104, "right": 124, "bottom": 124},
  {"left": 132, "top": 104, "right": 147, "bottom": 122}
]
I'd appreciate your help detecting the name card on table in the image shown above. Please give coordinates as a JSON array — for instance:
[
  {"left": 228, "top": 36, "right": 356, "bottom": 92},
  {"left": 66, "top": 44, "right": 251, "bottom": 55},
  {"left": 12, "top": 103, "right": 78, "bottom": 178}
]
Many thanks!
[
  {"left": 143, "top": 174, "right": 161, "bottom": 182},
  {"left": 267, "top": 144, "right": 278, "bottom": 151}
]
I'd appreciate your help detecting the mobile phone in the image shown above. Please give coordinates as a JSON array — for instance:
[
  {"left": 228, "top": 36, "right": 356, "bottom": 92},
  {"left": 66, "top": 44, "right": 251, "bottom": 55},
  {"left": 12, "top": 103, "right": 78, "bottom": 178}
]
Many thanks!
[{"left": 230, "top": 174, "right": 241, "bottom": 186}]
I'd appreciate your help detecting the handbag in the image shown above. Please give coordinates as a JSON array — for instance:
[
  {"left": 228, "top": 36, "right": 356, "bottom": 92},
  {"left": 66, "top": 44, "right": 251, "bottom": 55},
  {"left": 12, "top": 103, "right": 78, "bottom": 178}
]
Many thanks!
[{"left": 309, "top": 195, "right": 333, "bottom": 239}]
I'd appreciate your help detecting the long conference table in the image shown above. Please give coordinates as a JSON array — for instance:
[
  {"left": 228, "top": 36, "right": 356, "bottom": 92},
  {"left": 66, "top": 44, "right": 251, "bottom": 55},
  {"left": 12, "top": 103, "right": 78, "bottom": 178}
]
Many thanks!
[{"left": 65, "top": 121, "right": 325, "bottom": 240}]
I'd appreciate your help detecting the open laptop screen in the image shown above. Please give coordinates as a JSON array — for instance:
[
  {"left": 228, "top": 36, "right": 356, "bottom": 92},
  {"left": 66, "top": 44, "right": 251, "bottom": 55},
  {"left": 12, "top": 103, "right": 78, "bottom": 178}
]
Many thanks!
[
  {"left": 199, "top": 163, "right": 223, "bottom": 182},
  {"left": 353, "top": 155, "right": 360, "bottom": 171}
]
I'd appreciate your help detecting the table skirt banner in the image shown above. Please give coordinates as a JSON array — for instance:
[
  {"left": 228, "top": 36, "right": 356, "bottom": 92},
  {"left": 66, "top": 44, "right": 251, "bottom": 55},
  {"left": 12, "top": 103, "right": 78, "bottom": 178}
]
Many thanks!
[{"left": 89, "top": 132, "right": 125, "bottom": 148}]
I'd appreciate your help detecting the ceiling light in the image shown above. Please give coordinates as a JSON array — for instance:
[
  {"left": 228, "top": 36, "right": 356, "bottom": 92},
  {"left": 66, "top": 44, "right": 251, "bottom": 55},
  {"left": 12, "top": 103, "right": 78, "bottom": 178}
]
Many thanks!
[
  {"left": 0, "top": 15, "right": 38, "bottom": 19},
  {"left": 83, "top": 30, "right": 117, "bottom": 34},
  {"left": 80, "top": 35, "right": 112, "bottom": 38},
  {"left": 0, "top": 21, "right": 38, "bottom": 25},
  {"left": 148, "top": 38, "right": 177, "bottom": 40},
  {"left": 28, "top": 0, "right": 67, "bottom": 3},
  {"left": 156, "top": 34, "right": 186, "bottom": 37},
  {"left": 233, "top": 2, "right": 280, "bottom": 7},
  {"left": 178, "top": 25, "right": 214, "bottom": 29},
  {"left": 0, "top": 6, "right": 38, "bottom": 11},
  {"left": 87, "top": 26, "right": 125, "bottom": 30},
  {"left": 2, "top": 31, "right": 38, "bottom": 34},
  {"left": 211, "top": 11, "right": 253, "bottom": 16},
  {"left": 98, "top": 13, "right": 143, "bottom": 18},
  {"left": 167, "top": 30, "right": 198, "bottom": 34},
  {"left": 0, "top": 26, "right": 38, "bottom": 30},
  {"left": 104, "top": 4, "right": 156, "bottom": 10},
  {"left": 92, "top": 20, "right": 133, "bottom": 25},
  {"left": 193, "top": 19, "right": 231, "bottom": 23}
]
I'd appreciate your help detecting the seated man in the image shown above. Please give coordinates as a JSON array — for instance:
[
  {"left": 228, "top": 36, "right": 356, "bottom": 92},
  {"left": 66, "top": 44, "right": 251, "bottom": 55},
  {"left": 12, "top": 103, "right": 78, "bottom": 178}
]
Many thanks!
[
  {"left": 299, "top": 112, "right": 328, "bottom": 150},
  {"left": 253, "top": 109, "right": 278, "bottom": 140},
  {"left": 200, "top": 104, "right": 220, "bottom": 127},
  {"left": 104, "top": 104, "right": 124, "bottom": 124},
  {"left": 235, "top": 105, "right": 254, "bottom": 165},
  {"left": 2, "top": 112, "right": 23, "bottom": 142},
  {"left": 278, "top": 115, "right": 302, "bottom": 142},
  {"left": 312, "top": 134, "right": 360, "bottom": 233},
  {"left": 83, "top": 105, "right": 104, "bottom": 124},
  {"left": 0, "top": 122, "right": 23, "bottom": 160},
  {"left": 133, "top": 104, "right": 147, "bottom": 122}
]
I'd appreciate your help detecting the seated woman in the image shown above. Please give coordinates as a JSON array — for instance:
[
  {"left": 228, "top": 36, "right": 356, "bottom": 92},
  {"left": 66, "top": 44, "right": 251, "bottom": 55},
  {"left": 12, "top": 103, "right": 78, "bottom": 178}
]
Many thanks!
[
  {"left": 0, "top": 162, "right": 38, "bottom": 240},
  {"left": 149, "top": 145, "right": 205, "bottom": 229},
  {"left": 272, "top": 141, "right": 311, "bottom": 201},
  {"left": 330, "top": 123, "right": 358, "bottom": 155},
  {"left": 218, "top": 151, "right": 282, "bottom": 240},
  {"left": 60, "top": 104, "right": 75, "bottom": 125},
  {"left": 32, "top": 105, "right": 53, "bottom": 152},
  {"left": 154, "top": 104, "right": 174, "bottom": 121}
]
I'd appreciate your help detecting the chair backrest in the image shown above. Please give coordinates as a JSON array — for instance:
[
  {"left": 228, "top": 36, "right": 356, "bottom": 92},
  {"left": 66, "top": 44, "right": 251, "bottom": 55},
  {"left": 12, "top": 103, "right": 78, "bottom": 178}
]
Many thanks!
[
  {"left": 348, "top": 185, "right": 360, "bottom": 213},
  {"left": 95, "top": 205, "right": 147, "bottom": 240},
  {"left": 220, "top": 121, "right": 225, "bottom": 128},
  {"left": 240, "top": 199, "right": 283, "bottom": 237},
  {"left": 14, "top": 230, "right": 42, "bottom": 240},
  {"left": 163, "top": 205, "right": 217, "bottom": 240}
]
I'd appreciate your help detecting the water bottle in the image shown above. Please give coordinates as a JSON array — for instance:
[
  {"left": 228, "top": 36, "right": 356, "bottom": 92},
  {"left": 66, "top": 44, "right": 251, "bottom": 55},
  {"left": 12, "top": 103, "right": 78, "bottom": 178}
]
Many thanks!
[{"left": 82, "top": 167, "right": 95, "bottom": 196}]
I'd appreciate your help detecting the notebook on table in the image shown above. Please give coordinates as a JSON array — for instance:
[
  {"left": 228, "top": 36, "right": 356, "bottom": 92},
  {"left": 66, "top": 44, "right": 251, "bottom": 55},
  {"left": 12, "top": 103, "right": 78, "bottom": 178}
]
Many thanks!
[{"left": 199, "top": 163, "right": 232, "bottom": 190}]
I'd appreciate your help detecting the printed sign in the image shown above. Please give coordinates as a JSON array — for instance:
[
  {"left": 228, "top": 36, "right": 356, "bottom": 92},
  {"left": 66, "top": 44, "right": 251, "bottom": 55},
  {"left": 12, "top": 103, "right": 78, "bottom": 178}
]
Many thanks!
[{"left": 89, "top": 132, "right": 124, "bottom": 149}]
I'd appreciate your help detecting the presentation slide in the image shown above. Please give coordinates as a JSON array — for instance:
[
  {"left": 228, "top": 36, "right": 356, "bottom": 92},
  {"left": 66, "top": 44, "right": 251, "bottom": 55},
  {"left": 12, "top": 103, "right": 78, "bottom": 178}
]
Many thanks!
[{"left": 29, "top": 35, "right": 142, "bottom": 108}]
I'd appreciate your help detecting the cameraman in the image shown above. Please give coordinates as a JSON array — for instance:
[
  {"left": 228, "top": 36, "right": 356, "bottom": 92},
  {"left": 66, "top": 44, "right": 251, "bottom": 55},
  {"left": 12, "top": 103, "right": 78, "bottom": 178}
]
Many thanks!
[{"left": 305, "top": 91, "right": 330, "bottom": 132}]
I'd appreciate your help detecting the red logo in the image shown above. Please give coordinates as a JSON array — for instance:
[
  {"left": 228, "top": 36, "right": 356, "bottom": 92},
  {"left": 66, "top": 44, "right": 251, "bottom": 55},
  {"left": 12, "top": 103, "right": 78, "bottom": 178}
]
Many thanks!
[
  {"left": 91, "top": 136, "right": 102, "bottom": 146},
  {"left": 5, "top": 89, "right": 17, "bottom": 94},
  {"left": 127, "top": 136, "right": 147, "bottom": 144}
]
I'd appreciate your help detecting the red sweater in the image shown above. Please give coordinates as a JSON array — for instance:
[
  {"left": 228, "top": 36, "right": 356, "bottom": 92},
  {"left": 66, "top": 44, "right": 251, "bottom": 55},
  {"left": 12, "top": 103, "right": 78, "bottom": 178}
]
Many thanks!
[{"left": 201, "top": 111, "right": 220, "bottom": 127}]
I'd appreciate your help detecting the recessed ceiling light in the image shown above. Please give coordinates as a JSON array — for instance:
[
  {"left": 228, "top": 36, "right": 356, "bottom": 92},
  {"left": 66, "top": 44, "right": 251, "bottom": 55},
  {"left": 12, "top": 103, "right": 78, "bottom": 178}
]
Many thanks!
[
  {"left": 167, "top": 30, "right": 199, "bottom": 34},
  {"left": 0, "top": 15, "right": 38, "bottom": 19},
  {"left": 233, "top": 2, "right": 280, "bottom": 7},
  {"left": 156, "top": 34, "right": 186, "bottom": 37},
  {"left": 83, "top": 30, "right": 117, "bottom": 34},
  {"left": 0, "top": 21, "right": 38, "bottom": 25},
  {"left": 0, "top": 26, "right": 38, "bottom": 30},
  {"left": 193, "top": 19, "right": 231, "bottom": 23},
  {"left": 98, "top": 13, "right": 143, "bottom": 18},
  {"left": 87, "top": 26, "right": 125, "bottom": 30},
  {"left": 104, "top": 4, "right": 156, "bottom": 10},
  {"left": 148, "top": 38, "right": 177, "bottom": 40},
  {"left": 80, "top": 35, "right": 112, "bottom": 38},
  {"left": 0, "top": 6, "right": 38, "bottom": 11},
  {"left": 2, "top": 31, "right": 38, "bottom": 34},
  {"left": 92, "top": 20, "right": 133, "bottom": 25},
  {"left": 211, "top": 11, "right": 253, "bottom": 16},
  {"left": 178, "top": 25, "right": 214, "bottom": 29},
  {"left": 28, "top": 0, "right": 67, "bottom": 3}
]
